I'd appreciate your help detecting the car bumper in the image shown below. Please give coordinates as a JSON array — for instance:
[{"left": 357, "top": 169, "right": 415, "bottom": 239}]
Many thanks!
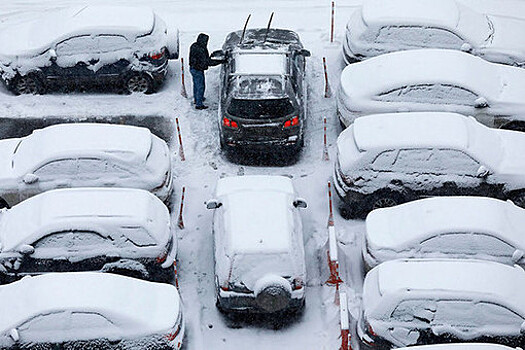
[
  {"left": 222, "top": 127, "right": 302, "bottom": 150},
  {"left": 218, "top": 289, "right": 305, "bottom": 313}
]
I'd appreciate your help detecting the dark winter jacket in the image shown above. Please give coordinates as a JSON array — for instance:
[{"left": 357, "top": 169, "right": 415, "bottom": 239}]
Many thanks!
[{"left": 189, "top": 33, "right": 222, "bottom": 71}]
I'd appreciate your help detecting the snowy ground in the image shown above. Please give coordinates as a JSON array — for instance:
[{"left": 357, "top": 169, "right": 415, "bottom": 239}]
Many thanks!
[{"left": 1, "top": 0, "right": 525, "bottom": 349}]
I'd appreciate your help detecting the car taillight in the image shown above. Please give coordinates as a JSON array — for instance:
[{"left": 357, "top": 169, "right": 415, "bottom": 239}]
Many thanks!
[
  {"left": 292, "top": 277, "right": 304, "bottom": 290},
  {"left": 365, "top": 319, "right": 377, "bottom": 337},
  {"left": 283, "top": 116, "right": 299, "bottom": 128},
  {"left": 150, "top": 49, "right": 165, "bottom": 60},
  {"left": 223, "top": 117, "right": 239, "bottom": 128},
  {"left": 156, "top": 250, "right": 168, "bottom": 264},
  {"left": 166, "top": 323, "right": 181, "bottom": 341}
]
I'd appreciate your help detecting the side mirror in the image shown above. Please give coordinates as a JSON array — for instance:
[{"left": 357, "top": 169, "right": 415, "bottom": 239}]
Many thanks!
[
  {"left": 474, "top": 97, "right": 489, "bottom": 109},
  {"left": 206, "top": 199, "right": 222, "bottom": 210},
  {"left": 210, "top": 50, "right": 226, "bottom": 61},
  {"left": 48, "top": 49, "right": 57, "bottom": 62},
  {"left": 23, "top": 173, "right": 38, "bottom": 184},
  {"left": 297, "top": 49, "right": 311, "bottom": 57},
  {"left": 17, "top": 244, "right": 34, "bottom": 255},
  {"left": 513, "top": 249, "right": 524, "bottom": 263},
  {"left": 460, "top": 42, "right": 473, "bottom": 53},
  {"left": 293, "top": 198, "right": 307, "bottom": 209},
  {"left": 476, "top": 165, "right": 490, "bottom": 178},
  {"left": 9, "top": 328, "right": 19, "bottom": 342}
]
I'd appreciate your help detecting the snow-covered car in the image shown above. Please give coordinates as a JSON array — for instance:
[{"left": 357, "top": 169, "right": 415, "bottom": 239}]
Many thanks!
[
  {"left": 214, "top": 29, "right": 310, "bottom": 153},
  {"left": 0, "top": 123, "right": 172, "bottom": 208},
  {"left": 395, "top": 345, "right": 519, "bottom": 350},
  {"left": 337, "top": 49, "right": 525, "bottom": 131},
  {"left": 343, "top": 0, "right": 525, "bottom": 67},
  {"left": 206, "top": 175, "right": 307, "bottom": 313},
  {"left": 334, "top": 112, "right": 525, "bottom": 219},
  {"left": 358, "top": 259, "right": 525, "bottom": 350},
  {"left": 0, "top": 6, "right": 179, "bottom": 95},
  {"left": 0, "top": 188, "right": 176, "bottom": 284},
  {"left": 363, "top": 197, "right": 525, "bottom": 270},
  {"left": 0, "top": 272, "right": 184, "bottom": 349}
]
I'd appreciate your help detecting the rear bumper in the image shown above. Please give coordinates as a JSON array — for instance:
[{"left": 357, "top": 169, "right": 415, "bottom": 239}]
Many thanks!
[
  {"left": 217, "top": 288, "right": 305, "bottom": 313},
  {"left": 222, "top": 126, "right": 302, "bottom": 150}
]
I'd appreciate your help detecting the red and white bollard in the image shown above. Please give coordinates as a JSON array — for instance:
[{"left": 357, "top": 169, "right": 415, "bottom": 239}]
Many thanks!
[
  {"left": 330, "top": 1, "right": 336, "bottom": 43},
  {"left": 173, "top": 260, "right": 179, "bottom": 289},
  {"left": 323, "top": 117, "right": 330, "bottom": 161},
  {"left": 323, "top": 57, "right": 332, "bottom": 98},
  {"left": 340, "top": 292, "right": 351, "bottom": 350},
  {"left": 175, "top": 118, "right": 185, "bottom": 162},
  {"left": 327, "top": 181, "right": 334, "bottom": 227},
  {"left": 180, "top": 57, "right": 188, "bottom": 98},
  {"left": 177, "top": 186, "right": 185, "bottom": 230}
]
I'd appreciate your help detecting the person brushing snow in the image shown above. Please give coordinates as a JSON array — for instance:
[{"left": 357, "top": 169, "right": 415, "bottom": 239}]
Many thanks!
[{"left": 189, "top": 33, "right": 224, "bottom": 110}]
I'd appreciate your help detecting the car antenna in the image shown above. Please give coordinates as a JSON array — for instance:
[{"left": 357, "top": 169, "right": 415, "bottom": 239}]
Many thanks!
[
  {"left": 263, "top": 12, "right": 275, "bottom": 42},
  {"left": 239, "top": 14, "right": 252, "bottom": 45}
]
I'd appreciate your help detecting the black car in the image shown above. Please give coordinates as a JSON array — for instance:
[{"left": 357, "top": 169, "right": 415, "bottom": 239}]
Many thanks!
[
  {"left": 214, "top": 29, "right": 310, "bottom": 153},
  {"left": 0, "top": 6, "right": 179, "bottom": 94}
]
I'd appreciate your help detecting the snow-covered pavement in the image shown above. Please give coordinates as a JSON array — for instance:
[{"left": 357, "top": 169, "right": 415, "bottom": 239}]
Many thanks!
[{"left": 1, "top": 0, "right": 525, "bottom": 348}]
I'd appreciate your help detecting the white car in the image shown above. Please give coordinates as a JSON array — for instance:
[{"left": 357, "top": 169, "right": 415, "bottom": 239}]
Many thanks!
[
  {"left": 207, "top": 175, "right": 307, "bottom": 313},
  {"left": 358, "top": 259, "right": 525, "bottom": 350},
  {"left": 363, "top": 196, "right": 525, "bottom": 270},
  {"left": 0, "top": 272, "right": 184, "bottom": 349},
  {"left": 334, "top": 112, "right": 525, "bottom": 219},
  {"left": 0, "top": 6, "right": 179, "bottom": 94},
  {"left": 0, "top": 123, "right": 172, "bottom": 208},
  {"left": 343, "top": 0, "right": 525, "bottom": 67},
  {"left": 0, "top": 188, "right": 176, "bottom": 284},
  {"left": 337, "top": 49, "right": 525, "bottom": 131},
  {"left": 395, "top": 343, "right": 518, "bottom": 350}
]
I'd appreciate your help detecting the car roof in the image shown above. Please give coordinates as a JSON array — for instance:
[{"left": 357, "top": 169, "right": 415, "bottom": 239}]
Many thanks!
[
  {"left": 216, "top": 175, "right": 296, "bottom": 255},
  {"left": 0, "top": 272, "right": 181, "bottom": 334},
  {"left": 351, "top": 112, "right": 470, "bottom": 152},
  {"left": 339, "top": 49, "right": 500, "bottom": 99},
  {"left": 365, "top": 259, "right": 525, "bottom": 315},
  {"left": 366, "top": 196, "right": 525, "bottom": 250},
  {"left": 11, "top": 123, "right": 152, "bottom": 176},
  {"left": 362, "top": 0, "right": 460, "bottom": 30},
  {"left": 0, "top": 188, "right": 170, "bottom": 253},
  {"left": 223, "top": 28, "right": 304, "bottom": 51},
  {"left": 0, "top": 6, "right": 156, "bottom": 57}
]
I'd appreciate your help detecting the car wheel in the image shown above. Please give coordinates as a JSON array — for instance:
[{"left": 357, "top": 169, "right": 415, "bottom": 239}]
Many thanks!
[
  {"left": 125, "top": 73, "right": 153, "bottom": 94},
  {"left": 13, "top": 75, "right": 43, "bottom": 95},
  {"left": 510, "top": 191, "right": 525, "bottom": 208},
  {"left": 368, "top": 191, "right": 404, "bottom": 212}
]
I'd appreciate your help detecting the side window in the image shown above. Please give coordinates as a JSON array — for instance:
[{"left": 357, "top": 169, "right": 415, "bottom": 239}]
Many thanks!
[
  {"left": 391, "top": 148, "right": 434, "bottom": 172},
  {"left": 375, "top": 26, "right": 462, "bottom": 49},
  {"left": 476, "top": 303, "right": 523, "bottom": 327},
  {"left": 434, "top": 149, "right": 480, "bottom": 175},
  {"left": 69, "top": 312, "right": 116, "bottom": 330},
  {"left": 77, "top": 158, "right": 107, "bottom": 179},
  {"left": 420, "top": 233, "right": 514, "bottom": 257},
  {"left": 34, "top": 231, "right": 112, "bottom": 252},
  {"left": 55, "top": 36, "right": 97, "bottom": 56},
  {"left": 391, "top": 300, "right": 436, "bottom": 324},
  {"left": 106, "top": 162, "right": 134, "bottom": 177},
  {"left": 18, "top": 312, "right": 67, "bottom": 338},
  {"left": 434, "top": 84, "right": 478, "bottom": 106},
  {"left": 34, "top": 159, "right": 77, "bottom": 179},
  {"left": 95, "top": 35, "right": 130, "bottom": 53},
  {"left": 434, "top": 300, "right": 475, "bottom": 328},
  {"left": 378, "top": 84, "right": 477, "bottom": 105},
  {"left": 370, "top": 150, "right": 397, "bottom": 171}
]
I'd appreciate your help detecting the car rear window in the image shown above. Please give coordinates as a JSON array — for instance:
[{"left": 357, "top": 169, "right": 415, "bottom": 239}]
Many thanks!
[{"left": 227, "top": 98, "right": 294, "bottom": 118}]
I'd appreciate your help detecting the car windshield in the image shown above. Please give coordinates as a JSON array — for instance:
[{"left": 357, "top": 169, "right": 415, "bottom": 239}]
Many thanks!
[
  {"left": 227, "top": 98, "right": 295, "bottom": 118},
  {"left": 232, "top": 76, "right": 286, "bottom": 98}
]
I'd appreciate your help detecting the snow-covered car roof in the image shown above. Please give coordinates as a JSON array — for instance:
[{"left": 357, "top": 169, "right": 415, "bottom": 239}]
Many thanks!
[
  {"left": 0, "top": 272, "right": 181, "bottom": 334},
  {"left": 361, "top": 0, "right": 460, "bottom": 30},
  {"left": 0, "top": 6, "right": 155, "bottom": 57},
  {"left": 216, "top": 175, "right": 296, "bottom": 255},
  {"left": 366, "top": 196, "right": 525, "bottom": 251},
  {"left": 364, "top": 259, "right": 525, "bottom": 315},
  {"left": 0, "top": 188, "right": 170, "bottom": 253},
  {"left": 11, "top": 123, "right": 153, "bottom": 176},
  {"left": 223, "top": 28, "right": 304, "bottom": 52},
  {"left": 339, "top": 49, "right": 502, "bottom": 99},
  {"left": 397, "top": 344, "right": 516, "bottom": 350}
]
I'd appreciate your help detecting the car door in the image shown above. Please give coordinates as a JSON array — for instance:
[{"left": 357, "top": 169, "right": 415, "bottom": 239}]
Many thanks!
[
  {"left": 387, "top": 300, "right": 436, "bottom": 347},
  {"left": 16, "top": 311, "right": 68, "bottom": 346},
  {"left": 51, "top": 35, "right": 98, "bottom": 85},
  {"left": 19, "top": 158, "right": 78, "bottom": 202},
  {"left": 94, "top": 35, "right": 132, "bottom": 83}
]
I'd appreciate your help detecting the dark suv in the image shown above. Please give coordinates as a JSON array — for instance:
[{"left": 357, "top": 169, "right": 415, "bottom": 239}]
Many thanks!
[
  {"left": 0, "top": 6, "right": 179, "bottom": 94},
  {"left": 214, "top": 29, "right": 310, "bottom": 153}
]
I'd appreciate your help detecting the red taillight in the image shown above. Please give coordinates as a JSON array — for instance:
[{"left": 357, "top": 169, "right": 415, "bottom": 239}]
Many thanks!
[
  {"left": 283, "top": 116, "right": 299, "bottom": 128},
  {"left": 166, "top": 324, "right": 181, "bottom": 341},
  {"left": 150, "top": 49, "right": 165, "bottom": 60},
  {"left": 156, "top": 251, "right": 167, "bottom": 264},
  {"left": 223, "top": 117, "right": 239, "bottom": 129},
  {"left": 292, "top": 277, "right": 304, "bottom": 290},
  {"left": 220, "top": 285, "right": 229, "bottom": 291},
  {"left": 367, "top": 321, "right": 377, "bottom": 337}
]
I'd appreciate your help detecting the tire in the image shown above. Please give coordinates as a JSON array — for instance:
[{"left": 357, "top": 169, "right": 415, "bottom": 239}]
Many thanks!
[
  {"left": 125, "top": 73, "right": 153, "bottom": 94},
  {"left": 13, "top": 74, "right": 44, "bottom": 95},
  {"left": 510, "top": 191, "right": 525, "bottom": 208},
  {"left": 367, "top": 190, "right": 404, "bottom": 212}
]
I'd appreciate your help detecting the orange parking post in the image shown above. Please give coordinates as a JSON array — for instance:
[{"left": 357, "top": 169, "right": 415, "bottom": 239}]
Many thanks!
[
  {"left": 180, "top": 57, "right": 188, "bottom": 98},
  {"left": 175, "top": 118, "right": 185, "bottom": 162},
  {"left": 177, "top": 186, "right": 185, "bottom": 230}
]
